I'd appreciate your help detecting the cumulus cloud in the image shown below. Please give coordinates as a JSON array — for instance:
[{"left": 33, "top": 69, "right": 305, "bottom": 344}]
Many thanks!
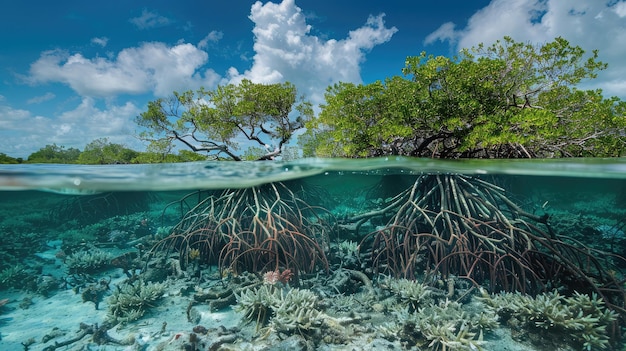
[
  {"left": 14, "top": 0, "right": 398, "bottom": 156},
  {"left": 198, "top": 30, "right": 224, "bottom": 49},
  {"left": 425, "top": 0, "right": 626, "bottom": 98},
  {"left": 228, "top": 0, "right": 397, "bottom": 104},
  {"left": 129, "top": 9, "right": 172, "bottom": 30},
  {"left": 25, "top": 0, "right": 396, "bottom": 105},
  {"left": 0, "top": 99, "right": 143, "bottom": 157},
  {"left": 26, "top": 42, "right": 221, "bottom": 97},
  {"left": 91, "top": 37, "right": 109, "bottom": 47}
]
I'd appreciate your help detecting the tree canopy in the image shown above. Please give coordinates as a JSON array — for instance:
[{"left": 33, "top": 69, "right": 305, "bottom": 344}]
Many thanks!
[
  {"left": 136, "top": 79, "right": 313, "bottom": 161},
  {"left": 77, "top": 138, "right": 139, "bottom": 164},
  {"left": 26, "top": 144, "right": 81, "bottom": 163},
  {"left": 303, "top": 37, "right": 626, "bottom": 158}
]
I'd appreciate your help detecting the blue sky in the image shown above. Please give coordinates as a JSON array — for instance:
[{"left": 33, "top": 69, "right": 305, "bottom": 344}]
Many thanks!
[{"left": 1, "top": 0, "right": 626, "bottom": 158}]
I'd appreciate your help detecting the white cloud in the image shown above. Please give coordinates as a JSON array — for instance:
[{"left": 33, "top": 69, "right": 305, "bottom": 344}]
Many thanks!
[
  {"left": 57, "top": 97, "right": 139, "bottom": 138},
  {"left": 614, "top": 1, "right": 626, "bottom": 17},
  {"left": 198, "top": 30, "right": 224, "bottom": 49},
  {"left": 26, "top": 42, "right": 221, "bottom": 97},
  {"left": 12, "top": 0, "right": 398, "bottom": 156},
  {"left": 426, "top": 0, "right": 626, "bottom": 99},
  {"left": 228, "top": 0, "right": 397, "bottom": 104},
  {"left": 26, "top": 92, "right": 55, "bottom": 104},
  {"left": 0, "top": 99, "right": 143, "bottom": 157},
  {"left": 129, "top": 9, "right": 172, "bottom": 30},
  {"left": 91, "top": 37, "right": 109, "bottom": 47},
  {"left": 424, "top": 22, "right": 457, "bottom": 46}
]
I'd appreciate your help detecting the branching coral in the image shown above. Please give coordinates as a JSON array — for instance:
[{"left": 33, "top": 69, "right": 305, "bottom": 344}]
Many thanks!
[
  {"left": 65, "top": 248, "right": 113, "bottom": 274},
  {"left": 235, "top": 284, "right": 322, "bottom": 332},
  {"left": 412, "top": 299, "right": 496, "bottom": 351},
  {"left": 379, "top": 277, "right": 497, "bottom": 350},
  {"left": 271, "top": 288, "right": 322, "bottom": 335},
  {"left": 480, "top": 290, "right": 617, "bottom": 350},
  {"left": 234, "top": 284, "right": 277, "bottom": 329},
  {"left": 382, "top": 277, "right": 432, "bottom": 312},
  {"left": 234, "top": 284, "right": 336, "bottom": 340},
  {"left": 0, "top": 265, "right": 28, "bottom": 289},
  {"left": 106, "top": 279, "right": 166, "bottom": 324}
]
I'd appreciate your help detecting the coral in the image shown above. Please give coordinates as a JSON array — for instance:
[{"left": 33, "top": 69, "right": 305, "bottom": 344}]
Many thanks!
[
  {"left": 382, "top": 277, "right": 432, "bottom": 312},
  {"left": 271, "top": 288, "right": 323, "bottom": 336},
  {"left": 234, "top": 284, "right": 277, "bottom": 329},
  {"left": 412, "top": 299, "right": 495, "bottom": 351},
  {"left": 106, "top": 279, "right": 166, "bottom": 324},
  {"left": 0, "top": 264, "right": 28, "bottom": 289},
  {"left": 333, "top": 240, "right": 360, "bottom": 268},
  {"left": 480, "top": 290, "right": 617, "bottom": 350},
  {"left": 262, "top": 269, "right": 294, "bottom": 285},
  {"left": 65, "top": 248, "right": 113, "bottom": 274},
  {"left": 380, "top": 277, "right": 497, "bottom": 350},
  {"left": 57, "top": 212, "right": 154, "bottom": 247},
  {"left": 234, "top": 285, "right": 325, "bottom": 337}
]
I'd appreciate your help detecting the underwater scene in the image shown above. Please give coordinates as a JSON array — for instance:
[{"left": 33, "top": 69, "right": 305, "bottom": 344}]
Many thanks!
[{"left": 1, "top": 157, "right": 626, "bottom": 351}]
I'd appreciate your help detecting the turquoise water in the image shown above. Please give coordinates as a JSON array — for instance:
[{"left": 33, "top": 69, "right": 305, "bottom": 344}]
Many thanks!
[{"left": 1, "top": 157, "right": 625, "bottom": 350}]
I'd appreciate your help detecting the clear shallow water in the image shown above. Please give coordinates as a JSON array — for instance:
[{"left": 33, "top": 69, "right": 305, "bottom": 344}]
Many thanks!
[
  {"left": 1, "top": 157, "right": 626, "bottom": 193},
  {"left": 1, "top": 157, "right": 626, "bottom": 350}
]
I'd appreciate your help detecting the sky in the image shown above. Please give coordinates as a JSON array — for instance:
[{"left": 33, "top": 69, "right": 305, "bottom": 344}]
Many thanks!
[{"left": 1, "top": 0, "right": 626, "bottom": 158}]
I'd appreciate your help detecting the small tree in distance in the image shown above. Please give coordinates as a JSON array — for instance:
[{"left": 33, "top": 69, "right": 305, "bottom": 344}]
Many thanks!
[{"left": 136, "top": 79, "right": 313, "bottom": 161}]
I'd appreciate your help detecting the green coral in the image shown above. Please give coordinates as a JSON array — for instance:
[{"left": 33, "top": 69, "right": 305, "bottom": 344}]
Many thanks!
[
  {"left": 480, "top": 290, "right": 617, "bottom": 350},
  {"left": 0, "top": 265, "right": 28, "bottom": 290},
  {"left": 106, "top": 279, "right": 166, "bottom": 324},
  {"left": 65, "top": 248, "right": 113, "bottom": 274}
]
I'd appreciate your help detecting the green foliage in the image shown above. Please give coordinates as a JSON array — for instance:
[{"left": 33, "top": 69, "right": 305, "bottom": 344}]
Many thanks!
[
  {"left": 136, "top": 79, "right": 313, "bottom": 161},
  {"left": 304, "top": 37, "right": 626, "bottom": 158},
  {"left": 27, "top": 144, "right": 81, "bottom": 163},
  {"left": 77, "top": 138, "right": 139, "bottom": 164},
  {"left": 0, "top": 153, "right": 21, "bottom": 164}
]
